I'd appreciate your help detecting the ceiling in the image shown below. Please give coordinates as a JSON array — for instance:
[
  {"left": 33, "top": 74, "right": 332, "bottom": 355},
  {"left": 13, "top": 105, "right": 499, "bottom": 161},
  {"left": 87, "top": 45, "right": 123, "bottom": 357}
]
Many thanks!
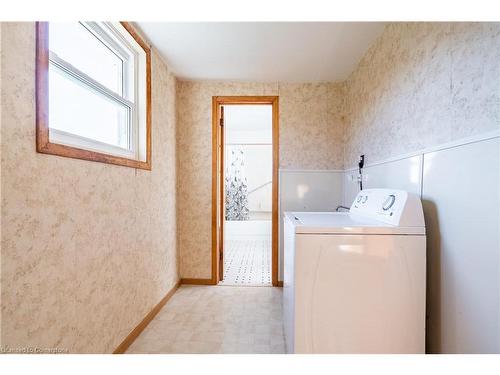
[{"left": 136, "top": 22, "right": 386, "bottom": 82}]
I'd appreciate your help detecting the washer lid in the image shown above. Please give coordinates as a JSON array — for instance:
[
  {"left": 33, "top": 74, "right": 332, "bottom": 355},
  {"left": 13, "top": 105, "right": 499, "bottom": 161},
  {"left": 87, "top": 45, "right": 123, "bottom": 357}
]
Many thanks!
[{"left": 286, "top": 212, "right": 425, "bottom": 235}]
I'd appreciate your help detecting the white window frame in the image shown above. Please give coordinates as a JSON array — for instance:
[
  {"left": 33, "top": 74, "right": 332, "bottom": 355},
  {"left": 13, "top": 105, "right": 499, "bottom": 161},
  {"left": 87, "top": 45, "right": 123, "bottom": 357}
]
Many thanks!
[{"left": 47, "top": 21, "right": 148, "bottom": 162}]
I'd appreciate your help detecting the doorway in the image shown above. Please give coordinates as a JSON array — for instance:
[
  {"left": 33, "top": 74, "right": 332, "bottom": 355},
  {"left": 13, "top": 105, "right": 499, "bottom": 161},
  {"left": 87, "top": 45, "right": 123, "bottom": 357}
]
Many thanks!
[{"left": 212, "top": 96, "right": 279, "bottom": 287}]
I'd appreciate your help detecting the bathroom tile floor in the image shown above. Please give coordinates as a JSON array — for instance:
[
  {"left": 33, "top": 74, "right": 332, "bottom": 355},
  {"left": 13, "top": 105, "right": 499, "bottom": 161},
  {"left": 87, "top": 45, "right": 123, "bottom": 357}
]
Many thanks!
[
  {"left": 126, "top": 285, "right": 285, "bottom": 354},
  {"left": 219, "top": 236, "right": 271, "bottom": 286}
]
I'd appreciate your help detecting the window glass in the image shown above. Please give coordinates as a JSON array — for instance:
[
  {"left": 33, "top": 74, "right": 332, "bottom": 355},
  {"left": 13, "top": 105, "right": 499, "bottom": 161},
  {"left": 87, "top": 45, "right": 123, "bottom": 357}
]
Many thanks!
[
  {"left": 49, "top": 22, "right": 124, "bottom": 95},
  {"left": 49, "top": 65, "right": 129, "bottom": 148}
]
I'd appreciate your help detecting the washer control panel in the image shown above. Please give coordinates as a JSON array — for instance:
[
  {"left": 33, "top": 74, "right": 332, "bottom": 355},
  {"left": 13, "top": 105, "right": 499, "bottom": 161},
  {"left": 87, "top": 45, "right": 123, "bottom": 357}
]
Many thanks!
[
  {"left": 349, "top": 189, "right": 423, "bottom": 226},
  {"left": 382, "top": 194, "right": 396, "bottom": 211}
]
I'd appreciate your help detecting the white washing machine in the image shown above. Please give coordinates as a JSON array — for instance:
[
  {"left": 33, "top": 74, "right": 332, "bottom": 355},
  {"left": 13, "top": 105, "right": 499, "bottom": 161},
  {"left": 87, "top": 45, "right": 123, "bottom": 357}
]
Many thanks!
[{"left": 283, "top": 188, "right": 426, "bottom": 353}]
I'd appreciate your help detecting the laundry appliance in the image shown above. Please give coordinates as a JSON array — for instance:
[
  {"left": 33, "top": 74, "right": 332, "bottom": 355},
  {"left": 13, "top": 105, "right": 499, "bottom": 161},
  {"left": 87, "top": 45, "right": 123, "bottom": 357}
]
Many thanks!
[{"left": 283, "top": 188, "right": 426, "bottom": 353}]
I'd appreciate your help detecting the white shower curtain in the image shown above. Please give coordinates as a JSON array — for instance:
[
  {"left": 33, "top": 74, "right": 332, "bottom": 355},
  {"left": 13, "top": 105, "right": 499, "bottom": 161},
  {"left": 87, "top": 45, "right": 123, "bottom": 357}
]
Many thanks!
[{"left": 225, "top": 146, "right": 250, "bottom": 221}]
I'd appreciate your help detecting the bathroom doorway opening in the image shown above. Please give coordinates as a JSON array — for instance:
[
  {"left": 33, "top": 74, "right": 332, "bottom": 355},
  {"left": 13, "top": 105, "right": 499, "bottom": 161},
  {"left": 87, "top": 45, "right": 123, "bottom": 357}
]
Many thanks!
[{"left": 212, "top": 97, "right": 279, "bottom": 287}]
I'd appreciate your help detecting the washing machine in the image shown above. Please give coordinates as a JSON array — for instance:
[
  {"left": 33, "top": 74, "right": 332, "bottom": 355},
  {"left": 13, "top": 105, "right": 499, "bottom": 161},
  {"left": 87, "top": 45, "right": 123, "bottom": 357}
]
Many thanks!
[{"left": 283, "top": 188, "right": 426, "bottom": 353}]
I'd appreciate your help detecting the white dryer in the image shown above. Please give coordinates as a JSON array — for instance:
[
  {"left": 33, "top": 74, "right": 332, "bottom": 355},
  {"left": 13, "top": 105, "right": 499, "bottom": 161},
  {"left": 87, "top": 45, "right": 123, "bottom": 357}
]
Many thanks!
[{"left": 283, "top": 188, "right": 426, "bottom": 353}]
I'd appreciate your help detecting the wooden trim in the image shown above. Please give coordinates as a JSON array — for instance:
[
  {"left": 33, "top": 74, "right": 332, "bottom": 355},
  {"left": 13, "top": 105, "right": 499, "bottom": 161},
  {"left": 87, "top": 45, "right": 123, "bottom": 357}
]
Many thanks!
[
  {"left": 35, "top": 21, "right": 152, "bottom": 170},
  {"left": 216, "top": 96, "right": 279, "bottom": 104},
  {"left": 218, "top": 106, "right": 225, "bottom": 282},
  {"left": 277, "top": 281, "right": 283, "bottom": 287},
  {"left": 211, "top": 97, "right": 219, "bottom": 285},
  {"left": 181, "top": 278, "right": 214, "bottom": 285},
  {"left": 211, "top": 96, "right": 280, "bottom": 287},
  {"left": 120, "top": 21, "right": 152, "bottom": 169},
  {"left": 113, "top": 280, "right": 180, "bottom": 354},
  {"left": 271, "top": 97, "right": 279, "bottom": 287},
  {"left": 35, "top": 22, "right": 50, "bottom": 154},
  {"left": 119, "top": 22, "right": 151, "bottom": 60}
]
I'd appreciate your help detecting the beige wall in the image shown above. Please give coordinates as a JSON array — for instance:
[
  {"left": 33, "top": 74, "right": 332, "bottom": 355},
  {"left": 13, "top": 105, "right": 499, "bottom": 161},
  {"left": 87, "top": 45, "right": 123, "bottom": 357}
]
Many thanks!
[
  {"left": 0, "top": 23, "right": 179, "bottom": 353},
  {"left": 279, "top": 83, "right": 346, "bottom": 169},
  {"left": 176, "top": 81, "right": 345, "bottom": 279},
  {"left": 344, "top": 22, "right": 500, "bottom": 167}
]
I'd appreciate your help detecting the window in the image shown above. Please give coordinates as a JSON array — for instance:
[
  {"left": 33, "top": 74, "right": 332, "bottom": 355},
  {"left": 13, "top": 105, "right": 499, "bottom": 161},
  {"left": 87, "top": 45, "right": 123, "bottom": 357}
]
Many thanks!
[{"left": 36, "top": 22, "right": 151, "bottom": 169}]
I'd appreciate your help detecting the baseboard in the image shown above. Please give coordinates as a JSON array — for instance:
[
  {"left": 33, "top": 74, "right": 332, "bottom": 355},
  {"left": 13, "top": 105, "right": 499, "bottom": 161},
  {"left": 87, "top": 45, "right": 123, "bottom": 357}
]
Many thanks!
[
  {"left": 181, "top": 278, "right": 215, "bottom": 285},
  {"left": 182, "top": 278, "right": 280, "bottom": 286},
  {"left": 113, "top": 280, "right": 181, "bottom": 354}
]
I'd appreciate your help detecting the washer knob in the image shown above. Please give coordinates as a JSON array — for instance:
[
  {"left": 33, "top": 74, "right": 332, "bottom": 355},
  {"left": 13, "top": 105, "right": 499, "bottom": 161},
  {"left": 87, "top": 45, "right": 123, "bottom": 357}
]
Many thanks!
[{"left": 382, "top": 194, "right": 396, "bottom": 211}]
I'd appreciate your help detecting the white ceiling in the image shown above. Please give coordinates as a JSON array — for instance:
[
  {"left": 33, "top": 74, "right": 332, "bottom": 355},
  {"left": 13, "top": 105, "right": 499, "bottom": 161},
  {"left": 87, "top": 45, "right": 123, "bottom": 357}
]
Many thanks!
[{"left": 136, "top": 22, "right": 386, "bottom": 82}]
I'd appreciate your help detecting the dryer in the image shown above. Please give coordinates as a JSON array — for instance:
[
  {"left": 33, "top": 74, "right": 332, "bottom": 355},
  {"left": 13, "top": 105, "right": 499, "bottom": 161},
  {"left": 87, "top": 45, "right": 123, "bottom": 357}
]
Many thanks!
[{"left": 283, "top": 188, "right": 426, "bottom": 353}]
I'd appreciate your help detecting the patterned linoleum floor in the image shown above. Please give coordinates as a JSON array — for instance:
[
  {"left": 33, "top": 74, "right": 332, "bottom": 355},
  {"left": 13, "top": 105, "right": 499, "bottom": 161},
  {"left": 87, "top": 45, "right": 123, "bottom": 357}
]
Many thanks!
[
  {"left": 126, "top": 285, "right": 285, "bottom": 354},
  {"left": 219, "top": 236, "right": 271, "bottom": 286}
]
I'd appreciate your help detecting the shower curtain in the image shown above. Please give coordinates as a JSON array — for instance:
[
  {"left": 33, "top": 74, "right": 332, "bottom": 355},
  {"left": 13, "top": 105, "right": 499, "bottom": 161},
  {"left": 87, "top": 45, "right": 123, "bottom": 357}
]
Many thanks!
[{"left": 225, "top": 146, "right": 250, "bottom": 221}]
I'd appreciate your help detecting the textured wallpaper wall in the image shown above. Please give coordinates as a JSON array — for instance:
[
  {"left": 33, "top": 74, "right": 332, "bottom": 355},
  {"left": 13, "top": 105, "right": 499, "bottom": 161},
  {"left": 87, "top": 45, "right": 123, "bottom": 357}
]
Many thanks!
[
  {"left": 279, "top": 83, "right": 346, "bottom": 170},
  {"left": 176, "top": 81, "right": 345, "bottom": 279},
  {"left": 0, "top": 23, "right": 179, "bottom": 353},
  {"left": 344, "top": 22, "right": 500, "bottom": 168}
]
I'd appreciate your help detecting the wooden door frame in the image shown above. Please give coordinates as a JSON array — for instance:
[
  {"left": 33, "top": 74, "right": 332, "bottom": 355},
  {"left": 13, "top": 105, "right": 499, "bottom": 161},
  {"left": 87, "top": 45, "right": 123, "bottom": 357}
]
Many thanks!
[{"left": 211, "top": 96, "right": 279, "bottom": 287}]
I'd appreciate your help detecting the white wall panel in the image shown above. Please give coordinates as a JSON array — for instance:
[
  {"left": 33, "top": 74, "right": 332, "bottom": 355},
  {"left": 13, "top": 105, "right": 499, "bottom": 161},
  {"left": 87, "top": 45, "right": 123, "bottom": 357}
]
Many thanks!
[
  {"left": 422, "top": 138, "right": 500, "bottom": 353},
  {"left": 278, "top": 170, "right": 343, "bottom": 280},
  {"left": 343, "top": 170, "right": 359, "bottom": 207},
  {"left": 343, "top": 155, "right": 423, "bottom": 206},
  {"left": 363, "top": 155, "right": 423, "bottom": 196}
]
